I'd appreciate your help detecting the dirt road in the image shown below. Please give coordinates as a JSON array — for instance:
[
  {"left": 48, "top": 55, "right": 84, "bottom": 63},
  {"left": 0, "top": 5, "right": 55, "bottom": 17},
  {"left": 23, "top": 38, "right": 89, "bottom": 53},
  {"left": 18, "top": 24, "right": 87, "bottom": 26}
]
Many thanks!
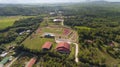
[{"left": 73, "top": 43, "right": 79, "bottom": 63}]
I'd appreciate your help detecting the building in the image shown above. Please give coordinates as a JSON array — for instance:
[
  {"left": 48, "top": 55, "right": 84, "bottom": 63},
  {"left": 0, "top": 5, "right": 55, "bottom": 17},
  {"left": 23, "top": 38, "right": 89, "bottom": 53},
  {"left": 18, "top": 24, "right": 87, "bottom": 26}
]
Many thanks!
[
  {"left": 49, "top": 12, "right": 56, "bottom": 16},
  {"left": 26, "top": 30, "right": 31, "bottom": 33},
  {"left": 42, "top": 33, "right": 55, "bottom": 38},
  {"left": 53, "top": 18, "right": 64, "bottom": 22},
  {"left": 25, "top": 57, "right": 37, "bottom": 67},
  {"left": 0, "top": 52, "right": 8, "bottom": 57},
  {"left": 56, "top": 42, "right": 70, "bottom": 54},
  {"left": 42, "top": 42, "right": 52, "bottom": 51}
]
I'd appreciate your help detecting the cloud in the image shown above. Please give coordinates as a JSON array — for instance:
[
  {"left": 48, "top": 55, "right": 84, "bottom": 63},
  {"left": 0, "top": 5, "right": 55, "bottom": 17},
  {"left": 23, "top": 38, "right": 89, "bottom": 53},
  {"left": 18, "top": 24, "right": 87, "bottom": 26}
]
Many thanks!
[
  {"left": 0, "top": 0, "right": 119, "bottom": 3},
  {"left": 0, "top": 0, "right": 84, "bottom": 3}
]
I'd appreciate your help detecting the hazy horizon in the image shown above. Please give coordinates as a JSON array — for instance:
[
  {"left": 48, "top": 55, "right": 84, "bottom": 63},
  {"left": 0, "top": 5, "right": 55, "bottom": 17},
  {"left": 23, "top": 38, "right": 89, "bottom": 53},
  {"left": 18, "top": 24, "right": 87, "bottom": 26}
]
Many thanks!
[{"left": 0, "top": 0, "right": 120, "bottom": 4}]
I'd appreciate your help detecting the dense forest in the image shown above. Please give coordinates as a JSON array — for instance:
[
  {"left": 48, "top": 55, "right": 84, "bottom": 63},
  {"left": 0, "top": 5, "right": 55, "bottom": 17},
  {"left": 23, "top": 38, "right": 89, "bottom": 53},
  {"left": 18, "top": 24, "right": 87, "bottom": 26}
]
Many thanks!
[
  {"left": 0, "top": 4, "right": 62, "bottom": 16},
  {"left": 63, "top": 2, "right": 120, "bottom": 67}
]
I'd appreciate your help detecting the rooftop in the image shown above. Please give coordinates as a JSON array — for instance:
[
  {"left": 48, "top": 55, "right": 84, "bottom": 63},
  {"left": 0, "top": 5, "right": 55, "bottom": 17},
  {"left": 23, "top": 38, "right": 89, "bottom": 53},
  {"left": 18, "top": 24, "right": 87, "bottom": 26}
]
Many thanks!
[
  {"left": 26, "top": 57, "right": 37, "bottom": 67},
  {"left": 56, "top": 42, "right": 70, "bottom": 50},
  {"left": 42, "top": 41, "right": 52, "bottom": 49}
]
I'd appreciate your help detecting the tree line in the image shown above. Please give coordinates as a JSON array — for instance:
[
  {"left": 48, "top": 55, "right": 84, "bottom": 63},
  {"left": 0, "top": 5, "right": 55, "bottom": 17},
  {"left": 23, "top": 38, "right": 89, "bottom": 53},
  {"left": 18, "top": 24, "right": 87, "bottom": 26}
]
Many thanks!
[{"left": 0, "top": 17, "right": 43, "bottom": 45}]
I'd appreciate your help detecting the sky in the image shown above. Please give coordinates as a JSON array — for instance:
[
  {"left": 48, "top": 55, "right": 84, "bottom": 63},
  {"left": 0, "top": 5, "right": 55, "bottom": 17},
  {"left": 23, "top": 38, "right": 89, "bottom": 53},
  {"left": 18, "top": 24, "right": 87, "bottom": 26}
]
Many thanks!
[{"left": 0, "top": 0, "right": 120, "bottom": 4}]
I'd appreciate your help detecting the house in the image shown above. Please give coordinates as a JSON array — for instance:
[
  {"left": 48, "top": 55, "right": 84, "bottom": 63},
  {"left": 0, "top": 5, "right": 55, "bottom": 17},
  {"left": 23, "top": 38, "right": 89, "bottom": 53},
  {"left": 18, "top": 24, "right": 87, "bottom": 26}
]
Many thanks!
[
  {"left": 0, "top": 52, "right": 8, "bottom": 57},
  {"left": 26, "top": 30, "right": 31, "bottom": 33},
  {"left": 56, "top": 42, "right": 70, "bottom": 54},
  {"left": 42, "top": 42, "right": 52, "bottom": 51},
  {"left": 25, "top": 57, "right": 37, "bottom": 67},
  {"left": 19, "top": 31, "right": 25, "bottom": 35},
  {"left": 58, "top": 11, "right": 63, "bottom": 14}
]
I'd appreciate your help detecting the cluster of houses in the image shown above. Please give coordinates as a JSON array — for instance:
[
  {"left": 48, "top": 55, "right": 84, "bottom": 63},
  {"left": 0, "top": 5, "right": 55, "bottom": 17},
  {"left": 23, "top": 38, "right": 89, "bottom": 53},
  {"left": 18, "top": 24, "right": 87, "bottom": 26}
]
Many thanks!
[{"left": 42, "top": 41, "right": 71, "bottom": 54}]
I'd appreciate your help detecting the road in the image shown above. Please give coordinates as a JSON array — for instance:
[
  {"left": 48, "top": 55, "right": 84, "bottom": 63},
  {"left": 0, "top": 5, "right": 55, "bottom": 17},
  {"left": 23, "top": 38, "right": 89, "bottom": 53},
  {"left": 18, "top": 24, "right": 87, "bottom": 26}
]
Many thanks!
[
  {"left": 60, "top": 17, "right": 79, "bottom": 63},
  {"left": 73, "top": 43, "right": 79, "bottom": 63},
  {"left": 6, "top": 52, "right": 23, "bottom": 67}
]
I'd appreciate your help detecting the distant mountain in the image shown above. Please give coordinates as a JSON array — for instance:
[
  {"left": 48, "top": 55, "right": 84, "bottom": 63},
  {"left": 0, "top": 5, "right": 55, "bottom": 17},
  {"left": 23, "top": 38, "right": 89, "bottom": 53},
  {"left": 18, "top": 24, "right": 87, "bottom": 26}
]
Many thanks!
[{"left": 89, "top": 0, "right": 108, "bottom": 3}]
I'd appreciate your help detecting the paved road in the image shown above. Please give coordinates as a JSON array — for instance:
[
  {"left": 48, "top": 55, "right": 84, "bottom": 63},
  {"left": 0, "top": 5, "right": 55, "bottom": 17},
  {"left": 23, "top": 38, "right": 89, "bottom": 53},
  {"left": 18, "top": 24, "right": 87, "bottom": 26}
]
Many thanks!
[
  {"left": 6, "top": 52, "right": 23, "bottom": 67},
  {"left": 73, "top": 43, "right": 79, "bottom": 63}
]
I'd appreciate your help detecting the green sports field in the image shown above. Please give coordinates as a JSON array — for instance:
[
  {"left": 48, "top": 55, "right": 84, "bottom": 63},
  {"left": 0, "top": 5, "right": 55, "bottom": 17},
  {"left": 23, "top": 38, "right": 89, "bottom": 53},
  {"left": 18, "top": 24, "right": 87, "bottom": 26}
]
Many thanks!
[{"left": 0, "top": 16, "right": 34, "bottom": 30}]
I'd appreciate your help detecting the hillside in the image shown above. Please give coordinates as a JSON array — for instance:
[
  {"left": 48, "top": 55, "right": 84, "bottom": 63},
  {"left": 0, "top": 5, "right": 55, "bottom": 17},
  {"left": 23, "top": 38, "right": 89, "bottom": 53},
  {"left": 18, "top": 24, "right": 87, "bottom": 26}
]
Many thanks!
[
  {"left": 0, "top": 2, "right": 120, "bottom": 67},
  {"left": 63, "top": 2, "right": 120, "bottom": 67}
]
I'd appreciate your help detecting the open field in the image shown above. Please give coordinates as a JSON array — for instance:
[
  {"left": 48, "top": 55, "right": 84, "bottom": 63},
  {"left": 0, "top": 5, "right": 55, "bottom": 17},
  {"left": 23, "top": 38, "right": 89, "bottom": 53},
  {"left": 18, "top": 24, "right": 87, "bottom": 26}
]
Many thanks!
[
  {"left": 22, "top": 37, "right": 55, "bottom": 51},
  {"left": 41, "top": 27, "right": 63, "bottom": 34},
  {"left": 0, "top": 16, "right": 35, "bottom": 30},
  {"left": 22, "top": 32, "right": 55, "bottom": 51},
  {"left": 74, "top": 26, "right": 92, "bottom": 30}
]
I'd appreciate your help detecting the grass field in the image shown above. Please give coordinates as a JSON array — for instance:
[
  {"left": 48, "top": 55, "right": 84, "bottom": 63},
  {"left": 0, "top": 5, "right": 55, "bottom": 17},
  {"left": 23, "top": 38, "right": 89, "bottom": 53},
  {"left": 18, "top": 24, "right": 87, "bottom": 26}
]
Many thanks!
[
  {"left": 22, "top": 35, "right": 55, "bottom": 51},
  {"left": 74, "top": 26, "right": 92, "bottom": 30},
  {"left": 41, "top": 27, "right": 63, "bottom": 34},
  {"left": 0, "top": 16, "right": 35, "bottom": 30}
]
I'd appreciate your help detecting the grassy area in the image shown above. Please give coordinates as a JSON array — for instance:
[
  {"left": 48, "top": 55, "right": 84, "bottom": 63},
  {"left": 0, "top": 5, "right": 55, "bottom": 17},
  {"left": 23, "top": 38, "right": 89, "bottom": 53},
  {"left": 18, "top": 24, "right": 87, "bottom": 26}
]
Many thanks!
[
  {"left": 101, "top": 46, "right": 120, "bottom": 67},
  {"left": 41, "top": 27, "right": 63, "bottom": 34},
  {"left": 0, "top": 16, "right": 35, "bottom": 30},
  {"left": 22, "top": 35, "right": 55, "bottom": 51},
  {"left": 68, "top": 44, "right": 75, "bottom": 59},
  {"left": 74, "top": 26, "right": 92, "bottom": 30}
]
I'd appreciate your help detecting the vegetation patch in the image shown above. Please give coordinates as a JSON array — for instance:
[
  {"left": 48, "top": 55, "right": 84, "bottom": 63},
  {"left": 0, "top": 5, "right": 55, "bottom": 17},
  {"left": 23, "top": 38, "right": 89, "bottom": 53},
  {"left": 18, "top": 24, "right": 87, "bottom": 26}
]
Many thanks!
[{"left": 0, "top": 16, "right": 34, "bottom": 30}]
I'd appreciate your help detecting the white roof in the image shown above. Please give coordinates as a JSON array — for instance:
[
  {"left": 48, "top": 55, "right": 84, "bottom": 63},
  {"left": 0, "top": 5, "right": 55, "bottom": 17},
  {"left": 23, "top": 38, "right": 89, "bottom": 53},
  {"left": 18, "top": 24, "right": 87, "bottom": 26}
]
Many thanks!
[
  {"left": 0, "top": 52, "right": 8, "bottom": 57},
  {"left": 53, "top": 19, "right": 63, "bottom": 22},
  {"left": 26, "top": 30, "right": 31, "bottom": 33}
]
